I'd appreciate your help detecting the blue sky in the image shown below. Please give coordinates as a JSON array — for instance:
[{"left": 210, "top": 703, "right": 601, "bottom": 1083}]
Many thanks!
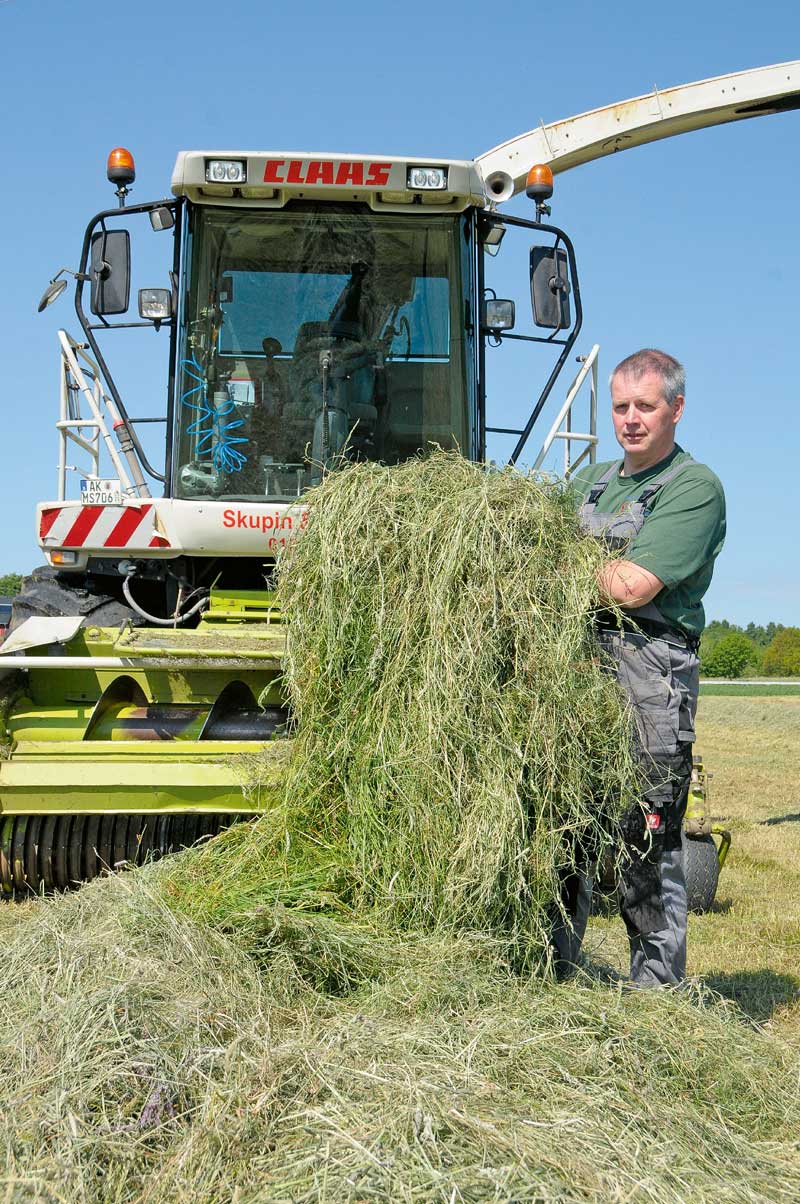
[{"left": 1, "top": 0, "right": 798, "bottom": 625}]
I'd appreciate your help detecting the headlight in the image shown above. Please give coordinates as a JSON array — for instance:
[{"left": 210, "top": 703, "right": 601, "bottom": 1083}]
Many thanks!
[
  {"left": 205, "top": 159, "right": 247, "bottom": 183},
  {"left": 481, "top": 298, "right": 516, "bottom": 332},
  {"left": 138, "top": 288, "right": 172, "bottom": 320},
  {"left": 407, "top": 166, "right": 448, "bottom": 190}
]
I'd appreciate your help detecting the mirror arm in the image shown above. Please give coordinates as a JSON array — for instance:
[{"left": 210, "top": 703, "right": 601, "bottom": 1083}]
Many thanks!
[
  {"left": 72, "top": 200, "right": 177, "bottom": 485},
  {"left": 494, "top": 216, "right": 583, "bottom": 466}
]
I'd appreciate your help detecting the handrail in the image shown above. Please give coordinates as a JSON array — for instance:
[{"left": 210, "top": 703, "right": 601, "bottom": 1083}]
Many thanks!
[
  {"left": 532, "top": 344, "right": 599, "bottom": 477},
  {"left": 56, "top": 331, "right": 151, "bottom": 501}
]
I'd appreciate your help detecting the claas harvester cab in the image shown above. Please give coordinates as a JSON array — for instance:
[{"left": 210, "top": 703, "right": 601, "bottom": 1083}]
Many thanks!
[{"left": 0, "top": 147, "right": 589, "bottom": 895}]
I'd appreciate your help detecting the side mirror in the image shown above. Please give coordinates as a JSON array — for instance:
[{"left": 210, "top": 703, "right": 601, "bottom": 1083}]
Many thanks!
[
  {"left": 90, "top": 229, "right": 131, "bottom": 316},
  {"left": 530, "top": 245, "right": 571, "bottom": 329},
  {"left": 482, "top": 298, "right": 515, "bottom": 333}
]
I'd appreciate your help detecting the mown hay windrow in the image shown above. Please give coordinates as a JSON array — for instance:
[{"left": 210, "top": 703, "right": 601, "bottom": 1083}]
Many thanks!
[
  {"left": 2, "top": 870, "right": 799, "bottom": 1204},
  {"left": 277, "top": 453, "right": 638, "bottom": 962}
]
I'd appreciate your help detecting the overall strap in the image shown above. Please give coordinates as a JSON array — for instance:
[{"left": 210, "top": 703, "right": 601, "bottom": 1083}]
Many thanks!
[
  {"left": 584, "top": 461, "right": 621, "bottom": 506},
  {"left": 636, "top": 457, "right": 696, "bottom": 507}
]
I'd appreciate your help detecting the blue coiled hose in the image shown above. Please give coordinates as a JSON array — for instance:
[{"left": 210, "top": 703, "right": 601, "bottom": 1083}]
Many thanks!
[{"left": 181, "top": 356, "right": 249, "bottom": 473}]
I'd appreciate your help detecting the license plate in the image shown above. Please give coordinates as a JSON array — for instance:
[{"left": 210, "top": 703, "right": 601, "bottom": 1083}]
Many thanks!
[{"left": 80, "top": 478, "right": 122, "bottom": 505}]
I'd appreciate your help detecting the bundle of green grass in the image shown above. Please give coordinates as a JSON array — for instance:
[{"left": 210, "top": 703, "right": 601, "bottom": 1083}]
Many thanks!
[
  {"left": 264, "top": 451, "right": 637, "bottom": 966},
  {"left": 165, "top": 453, "right": 636, "bottom": 971}
]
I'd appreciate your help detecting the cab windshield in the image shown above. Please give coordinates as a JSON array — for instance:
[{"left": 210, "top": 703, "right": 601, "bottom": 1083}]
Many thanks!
[{"left": 173, "top": 204, "right": 472, "bottom": 500}]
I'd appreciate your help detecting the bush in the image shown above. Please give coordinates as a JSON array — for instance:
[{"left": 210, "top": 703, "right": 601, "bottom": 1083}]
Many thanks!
[
  {"left": 701, "top": 632, "right": 755, "bottom": 679},
  {"left": 762, "top": 627, "right": 800, "bottom": 676},
  {"left": 0, "top": 572, "right": 22, "bottom": 596}
]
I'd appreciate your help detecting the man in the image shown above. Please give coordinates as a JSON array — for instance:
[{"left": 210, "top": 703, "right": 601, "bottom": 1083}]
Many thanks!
[{"left": 556, "top": 348, "right": 726, "bottom": 987}]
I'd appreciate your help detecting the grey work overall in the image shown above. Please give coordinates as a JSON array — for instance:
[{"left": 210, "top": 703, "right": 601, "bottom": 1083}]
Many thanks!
[{"left": 552, "top": 459, "right": 700, "bottom": 987}]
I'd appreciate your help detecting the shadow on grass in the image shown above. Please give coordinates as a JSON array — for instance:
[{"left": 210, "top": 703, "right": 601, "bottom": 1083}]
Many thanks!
[
  {"left": 593, "top": 891, "right": 736, "bottom": 918},
  {"left": 760, "top": 812, "right": 800, "bottom": 826},
  {"left": 578, "top": 963, "right": 800, "bottom": 1022},
  {"left": 581, "top": 958, "right": 626, "bottom": 986},
  {"left": 701, "top": 969, "right": 800, "bottom": 1023}
]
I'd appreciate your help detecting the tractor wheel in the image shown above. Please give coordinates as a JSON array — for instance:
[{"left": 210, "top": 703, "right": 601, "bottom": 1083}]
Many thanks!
[
  {"left": 682, "top": 832, "right": 719, "bottom": 914},
  {"left": 10, "top": 565, "right": 142, "bottom": 632}
]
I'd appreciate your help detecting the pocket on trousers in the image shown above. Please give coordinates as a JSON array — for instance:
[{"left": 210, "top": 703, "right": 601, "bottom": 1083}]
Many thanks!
[
  {"left": 619, "top": 851, "right": 666, "bottom": 936},
  {"left": 667, "top": 644, "right": 699, "bottom": 744},
  {"left": 615, "top": 635, "right": 680, "bottom": 757}
]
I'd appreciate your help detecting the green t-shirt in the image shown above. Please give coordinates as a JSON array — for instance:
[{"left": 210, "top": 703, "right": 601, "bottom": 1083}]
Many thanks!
[{"left": 571, "top": 445, "right": 726, "bottom": 637}]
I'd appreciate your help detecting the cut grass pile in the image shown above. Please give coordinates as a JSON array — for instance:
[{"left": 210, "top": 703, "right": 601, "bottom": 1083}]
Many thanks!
[
  {"left": 169, "top": 454, "right": 640, "bottom": 971},
  {"left": 2, "top": 862, "right": 800, "bottom": 1204},
  {"left": 274, "top": 453, "right": 638, "bottom": 965},
  {"left": 3, "top": 460, "right": 799, "bottom": 1201}
]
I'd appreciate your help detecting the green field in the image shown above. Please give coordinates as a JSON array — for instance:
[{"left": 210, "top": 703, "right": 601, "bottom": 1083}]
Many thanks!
[{"left": 700, "top": 681, "right": 800, "bottom": 696}]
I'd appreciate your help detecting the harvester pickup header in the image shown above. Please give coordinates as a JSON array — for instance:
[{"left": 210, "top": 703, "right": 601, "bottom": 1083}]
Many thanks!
[{"left": 171, "top": 151, "right": 487, "bottom": 211}]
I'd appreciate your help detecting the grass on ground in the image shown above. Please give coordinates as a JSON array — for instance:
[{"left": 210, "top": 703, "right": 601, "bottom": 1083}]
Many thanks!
[
  {"left": 0, "top": 453, "right": 797, "bottom": 1202},
  {"left": 700, "top": 682, "right": 800, "bottom": 696},
  {"left": 0, "top": 698, "right": 798, "bottom": 1202}
]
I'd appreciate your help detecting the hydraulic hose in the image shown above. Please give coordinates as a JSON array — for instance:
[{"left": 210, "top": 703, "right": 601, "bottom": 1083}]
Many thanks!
[{"left": 122, "top": 574, "right": 208, "bottom": 627}]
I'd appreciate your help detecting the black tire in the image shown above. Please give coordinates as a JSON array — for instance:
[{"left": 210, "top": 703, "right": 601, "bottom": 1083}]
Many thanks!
[
  {"left": 10, "top": 565, "right": 141, "bottom": 632},
  {"left": 682, "top": 833, "right": 720, "bottom": 914},
  {"left": 67, "top": 816, "right": 84, "bottom": 887},
  {"left": 83, "top": 815, "right": 102, "bottom": 881},
  {"left": 0, "top": 812, "right": 245, "bottom": 897}
]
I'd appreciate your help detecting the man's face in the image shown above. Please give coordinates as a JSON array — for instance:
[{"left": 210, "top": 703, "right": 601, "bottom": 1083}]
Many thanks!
[{"left": 610, "top": 369, "right": 684, "bottom": 469}]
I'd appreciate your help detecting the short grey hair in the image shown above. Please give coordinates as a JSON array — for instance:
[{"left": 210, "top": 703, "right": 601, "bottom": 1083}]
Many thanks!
[{"left": 609, "top": 348, "right": 685, "bottom": 407}]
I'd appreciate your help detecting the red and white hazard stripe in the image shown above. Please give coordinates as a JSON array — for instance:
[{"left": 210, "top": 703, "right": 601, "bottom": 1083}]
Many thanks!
[{"left": 39, "top": 504, "right": 171, "bottom": 550}]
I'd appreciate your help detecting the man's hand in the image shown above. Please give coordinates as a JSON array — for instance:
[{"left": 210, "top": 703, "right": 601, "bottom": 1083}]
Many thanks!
[{"left": 599, "top": 559, "right": 664, "bottom": 609}]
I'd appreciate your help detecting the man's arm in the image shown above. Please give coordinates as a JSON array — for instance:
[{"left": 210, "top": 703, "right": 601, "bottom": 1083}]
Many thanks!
[
  {"left": 597, "top": 471, "right": 725, "bottom": 610},
  {"left": 598, "top": 559, "right": 664, "bottom": 609}
]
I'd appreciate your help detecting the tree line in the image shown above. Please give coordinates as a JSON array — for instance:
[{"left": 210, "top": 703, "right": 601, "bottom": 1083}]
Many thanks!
[
  {"left": 0, "top": 573, "right": 22, "bottom": 597},
  {"left": 700, "top": 620, "right": 800, "bottom": 678}
]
